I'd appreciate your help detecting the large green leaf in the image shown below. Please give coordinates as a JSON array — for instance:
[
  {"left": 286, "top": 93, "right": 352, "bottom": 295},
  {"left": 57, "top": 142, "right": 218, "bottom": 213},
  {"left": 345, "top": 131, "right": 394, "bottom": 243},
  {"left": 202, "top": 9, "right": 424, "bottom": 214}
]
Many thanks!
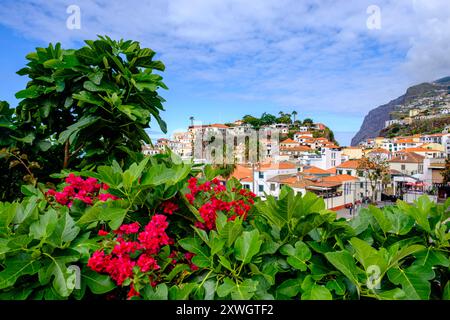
[
  {"left": 387, "top": 265, "right": 434, "bottom": 300},
  {"left": 280, "top": 241, "right": 311, "bottom": 271},
  {"left": 83, "top": 269, "right": 115, "bottom": 294},
  {"left": 142, "top": 283, "right": 168, "bottom": 300},
  {"left": 217, "top": 277, "right": 258, "bottom": 300},
  {"left": 349, "top": 237, "right": 388, "bottom": 274},
  {"left": 301, "top": 284, "right": 332, "bottom": 300},
  {"left": 29, "top": 209, "right": 58, "bottom": 240},
  {"left": 325, "top": 250, "right": 361, "bottom": 287},
  {"left": 234, "top": 229, "right": 262, "bottom": 264},
  {"left": 47, "top": 211, "right": 80, "bottom": 247},
  {"left": 0, "top": 253, "right": 41, "bottom": 289},
  {"left": 178, "top": 237, "right": 211, "bottom": 268}
]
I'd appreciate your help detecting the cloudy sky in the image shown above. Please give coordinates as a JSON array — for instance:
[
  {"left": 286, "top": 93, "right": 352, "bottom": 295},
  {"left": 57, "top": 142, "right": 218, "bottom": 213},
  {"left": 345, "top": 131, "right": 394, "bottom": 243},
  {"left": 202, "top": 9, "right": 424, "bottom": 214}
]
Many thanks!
[{"left": 1, "top": 0, "right": 450, "bottom": 145}]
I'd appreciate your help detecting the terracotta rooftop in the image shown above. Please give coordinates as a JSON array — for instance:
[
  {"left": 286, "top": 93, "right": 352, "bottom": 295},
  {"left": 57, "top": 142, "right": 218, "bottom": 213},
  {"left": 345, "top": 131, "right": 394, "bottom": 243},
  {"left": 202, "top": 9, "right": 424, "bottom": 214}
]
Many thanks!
[
  {"left": 302, "top": 166, "right": 331, "bottom": 175},
  {"left": 259, "top": 162, "right": 297, "bottom": 171},
  {"left": 390, "top": 152, "right": 425, "bottom": 163},
  {"left": 336, "top": 159, "right": 361, "bottom": 169},
  {"left": 280, "top": 138, "right": 297, "bottom": 144}
]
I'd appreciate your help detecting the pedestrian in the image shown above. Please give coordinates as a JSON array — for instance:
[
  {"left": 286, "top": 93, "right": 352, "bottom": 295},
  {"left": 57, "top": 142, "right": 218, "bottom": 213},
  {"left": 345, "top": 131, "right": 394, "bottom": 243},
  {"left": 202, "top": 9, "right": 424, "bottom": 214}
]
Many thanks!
[{"left": 349, "top": 203, "right": 353, "bottom": 217}]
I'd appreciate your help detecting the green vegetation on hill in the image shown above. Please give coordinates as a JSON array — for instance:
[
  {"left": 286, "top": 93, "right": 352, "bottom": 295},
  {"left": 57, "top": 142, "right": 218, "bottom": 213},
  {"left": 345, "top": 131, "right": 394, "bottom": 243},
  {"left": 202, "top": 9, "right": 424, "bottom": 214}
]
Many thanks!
[{"left": 381, "top": 116, "right": 450, "bottom": 138}]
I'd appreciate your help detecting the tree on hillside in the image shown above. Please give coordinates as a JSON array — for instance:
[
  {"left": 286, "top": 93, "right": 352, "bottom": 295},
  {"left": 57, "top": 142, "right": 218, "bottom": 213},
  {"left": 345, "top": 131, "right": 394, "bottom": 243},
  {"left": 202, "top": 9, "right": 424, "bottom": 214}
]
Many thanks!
[
  {"left": 303, "top": 118, "right": 313, "bottom": 126},
  {"left": 357, "top": 156, "right": 390, "bottom": 203},
  {"left": 260, "top": 112, "right": 277, "bottom": 126},
  {"left": 242, "top": 115, "right": 261, "bottom": 128}
]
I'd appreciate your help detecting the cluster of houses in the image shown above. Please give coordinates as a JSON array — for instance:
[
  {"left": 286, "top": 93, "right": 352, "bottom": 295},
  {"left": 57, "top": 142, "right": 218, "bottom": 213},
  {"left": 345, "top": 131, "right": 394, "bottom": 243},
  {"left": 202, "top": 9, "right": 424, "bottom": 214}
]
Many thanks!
[
  {"left": 384, "top": 92, "right": 450, "bottom": 128},
  {"left": 142, "top": 120, "right": 449, "bottom": 211}
]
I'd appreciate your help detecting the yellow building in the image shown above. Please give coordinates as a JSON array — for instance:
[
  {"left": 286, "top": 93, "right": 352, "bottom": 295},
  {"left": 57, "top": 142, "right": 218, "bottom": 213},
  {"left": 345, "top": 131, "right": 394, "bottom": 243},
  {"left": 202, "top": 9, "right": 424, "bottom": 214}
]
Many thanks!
[{"left": 342, "top": 146, "right": 364, "bottom": 159}]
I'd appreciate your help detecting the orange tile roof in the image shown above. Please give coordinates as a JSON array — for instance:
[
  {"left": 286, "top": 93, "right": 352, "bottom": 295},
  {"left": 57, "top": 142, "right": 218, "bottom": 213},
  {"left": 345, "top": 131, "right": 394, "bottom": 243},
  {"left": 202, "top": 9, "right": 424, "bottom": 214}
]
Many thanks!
[
  {"left": 322, "top": 174, "right": 359, "bottom": 182},
  {"left": 221, "top": 165, "right": 253, "bottom": 182},
  {"left": 280, "top": 138, "right": 297, "bottom": 144},
  {"left": 396, "top": 138, "right": 416, "bottom": 144},
  {"left": 303, "top": 166, "right": 331, "bottom": 175},
  {"left": 280, "top": 146, "right": 313, "bottom": 152},
  {"left": 326, "top": 167, "right": 337, "bottom": 174},
  {"left": 398, "top": 147, "right": 441, "bottom": 153},
  {"left": 259, "top": 162, "right": 297, "bottom": 171},
  {"left": 367, "top": 148, "right": 390, "bottom": 154},
  {"left": 336, "top": 159, "right": 361, "bottom": 169},
  {"left": 209, "top": 123, "right": 229, "bottom": 128}
]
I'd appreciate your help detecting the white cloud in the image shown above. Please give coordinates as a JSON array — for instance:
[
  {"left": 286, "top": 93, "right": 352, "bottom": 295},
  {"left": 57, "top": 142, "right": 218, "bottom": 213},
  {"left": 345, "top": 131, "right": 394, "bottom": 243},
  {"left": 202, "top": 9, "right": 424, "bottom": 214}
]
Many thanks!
[{"left": 1, "top": 0, "right": 449, "bottom": 130}]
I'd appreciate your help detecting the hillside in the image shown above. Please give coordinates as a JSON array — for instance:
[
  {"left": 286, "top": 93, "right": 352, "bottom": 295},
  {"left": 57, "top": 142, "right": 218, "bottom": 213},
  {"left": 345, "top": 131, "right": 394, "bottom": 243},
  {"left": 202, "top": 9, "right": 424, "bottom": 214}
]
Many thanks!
[{"left": 351, "top": 77, "right": 450, "bottom": 145}]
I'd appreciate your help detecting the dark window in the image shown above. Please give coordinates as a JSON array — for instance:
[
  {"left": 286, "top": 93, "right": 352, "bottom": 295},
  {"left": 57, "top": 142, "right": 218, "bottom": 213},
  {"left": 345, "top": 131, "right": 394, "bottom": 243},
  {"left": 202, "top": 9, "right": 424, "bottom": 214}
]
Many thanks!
[
  {"left": 259, "top": 185, "right": 264, "bottom": 192},
  {"left": 270, "top": 184, "right": 276, "bottom": 191},
  {"left": 258, "top": 172, "right": 264, "bottom": 179}
]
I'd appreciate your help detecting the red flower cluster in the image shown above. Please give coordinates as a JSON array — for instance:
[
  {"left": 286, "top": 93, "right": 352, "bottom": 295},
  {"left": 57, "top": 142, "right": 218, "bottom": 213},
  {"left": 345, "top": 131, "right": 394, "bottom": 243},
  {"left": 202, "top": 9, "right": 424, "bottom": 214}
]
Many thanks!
[
  {"left": 160, "top": 201, "right": 178, "bottom": 215},
  {"left": 186, "top": 177, "right": 256, "bottom": 231},
  {"left": 46, "top": 173, "right": 118, "bottom": 207},
  {"left": 87, "top": 214, "right": 170, "bottom": 297}
]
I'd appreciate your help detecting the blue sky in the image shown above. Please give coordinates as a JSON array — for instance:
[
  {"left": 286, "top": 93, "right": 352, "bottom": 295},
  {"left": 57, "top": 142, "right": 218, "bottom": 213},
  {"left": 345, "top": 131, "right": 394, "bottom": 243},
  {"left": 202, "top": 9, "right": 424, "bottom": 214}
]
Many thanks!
[{"left": 1, "top": 1, "right": 450, "bottom": 145}]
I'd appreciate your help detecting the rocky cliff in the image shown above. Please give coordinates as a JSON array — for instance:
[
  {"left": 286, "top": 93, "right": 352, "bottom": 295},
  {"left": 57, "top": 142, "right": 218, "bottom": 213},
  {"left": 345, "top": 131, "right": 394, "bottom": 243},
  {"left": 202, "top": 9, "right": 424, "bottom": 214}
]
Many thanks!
[{"left": 351, "top": 78, "right": 450, "bottom": 146}]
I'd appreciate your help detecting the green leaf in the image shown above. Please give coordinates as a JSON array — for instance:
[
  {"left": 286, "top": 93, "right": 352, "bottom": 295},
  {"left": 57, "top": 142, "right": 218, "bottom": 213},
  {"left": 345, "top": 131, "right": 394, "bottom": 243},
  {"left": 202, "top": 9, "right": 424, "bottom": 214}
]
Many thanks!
[
  {"left": 349, "top": 237, "right": 388, "bottom": 273},
  {"left": 368, "top": 205, "right": 392, "bottom": 234},
  {"left": 168, "top": 283, "right": 196, "bottom": 300},
  {"left": 326, "top": 279, "right": 346, "bottom": 296},
  {"left": 325, "top": 250, "right": 361, "bottom": 287},
  {"left": 376, "top": 288, "right": 406, "bottom": 300},
  {"left": 217, "top": 216, "right": 243, "bottom": 247},
  {"left": 48, "top": 211, "right": 80, "bottom": 247},
  {"left": 387, "top": 265, "right": 434, "bottom": 300},
  {"left": 217, "top": 278, "right": 258, "bottom": 300},
  {"left": 15, "top": 86, "right": 40, "bottom": 99},
  {"left": 301, "top": 284, "right": 332, "bottom": 300},
  {"left": 178, "top": 237, "right": 211, "bottom": 268},
  {"left": 58, "top": 116, "right": 100, "bottom": 144},
  {"left": 397, "top": 198, "right": 431, "bottom": 232},
  {"left": 83, "top": 269, "right": 116, "bottom": 294},
  {"left": 29, "top": 209, "right": 58, "bottom": 240},
  {"left": 280, "top": 241, "right": 311, "bottom": 271},
  {"left": 143, "top": 283, "right": 168, "bottom": 300},
  {"left": 443, "top": 281, "right": 450, "bottom": 300},
  {"left": 234, "top": 229, "right": 262, "bottom": 264},
  {"left": 275, "top": 278, "right": 302, "bottom": 298},
  {"left": 0, "top": 254, "right": 41, "bottom": 289}
]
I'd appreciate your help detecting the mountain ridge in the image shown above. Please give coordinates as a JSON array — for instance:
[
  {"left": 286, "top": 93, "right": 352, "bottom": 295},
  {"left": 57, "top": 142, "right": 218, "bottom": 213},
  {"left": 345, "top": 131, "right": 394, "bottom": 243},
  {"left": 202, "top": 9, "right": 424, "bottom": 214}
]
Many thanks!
[{"left": 351, "top": 77, "right": 450, "bottom": 146}]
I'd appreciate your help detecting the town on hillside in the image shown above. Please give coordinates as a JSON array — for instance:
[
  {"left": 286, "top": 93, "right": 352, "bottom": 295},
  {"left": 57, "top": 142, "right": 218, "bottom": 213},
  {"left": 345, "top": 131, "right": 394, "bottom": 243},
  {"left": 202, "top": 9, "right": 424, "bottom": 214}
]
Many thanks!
[{"left": 142, "top": 115, "right": 450, "bottom": 213}]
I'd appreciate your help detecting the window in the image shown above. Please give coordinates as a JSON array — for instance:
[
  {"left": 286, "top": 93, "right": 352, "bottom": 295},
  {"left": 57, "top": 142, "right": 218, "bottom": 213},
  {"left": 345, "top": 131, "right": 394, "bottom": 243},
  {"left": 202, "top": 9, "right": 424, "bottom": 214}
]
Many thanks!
[
  {"left": 244, "top": 185, "right": 250, "bottom": 189},
  {"left": 331, "top": 153, "right": 336, "bottom": 159},
  {"left": 346, "top": 170, "right": 352, "bottom": 175},
  {"left": 358, "top": 171, "right": 364, "bottom": 177},
  {"left": 360, "top": 182, "right": 364, "bottom": 188},
  {"left": 270, "top": 184, "right": 276, "bottom": 191},
  {"left": 258, "top": 172, "right": 264, "bottom": 179},
  {"left": 331, "top": 160, "right": 336, "bottom": 166},
  {"left": 259, "top": 185, "right": 264, "bottom": 192},
  {"left": 418, "top": 164, "right": 423, "bottom": 173},
  {"left": 337, "top": 170, "right": 343, "bottom": 175},
  {"left": 401, "top": 164, "right": 406, "bottom": 171}
]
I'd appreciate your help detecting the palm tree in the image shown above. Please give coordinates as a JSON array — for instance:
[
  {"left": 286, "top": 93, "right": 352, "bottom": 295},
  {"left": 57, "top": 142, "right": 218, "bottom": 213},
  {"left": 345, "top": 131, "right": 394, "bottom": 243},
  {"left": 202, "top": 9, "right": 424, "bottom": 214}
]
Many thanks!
[
  {"left": 189, "top": 116, "right": 194, "bottom": 127},
  {"left": 292, "top": 110, "right": 298, "bottom": 123}
]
